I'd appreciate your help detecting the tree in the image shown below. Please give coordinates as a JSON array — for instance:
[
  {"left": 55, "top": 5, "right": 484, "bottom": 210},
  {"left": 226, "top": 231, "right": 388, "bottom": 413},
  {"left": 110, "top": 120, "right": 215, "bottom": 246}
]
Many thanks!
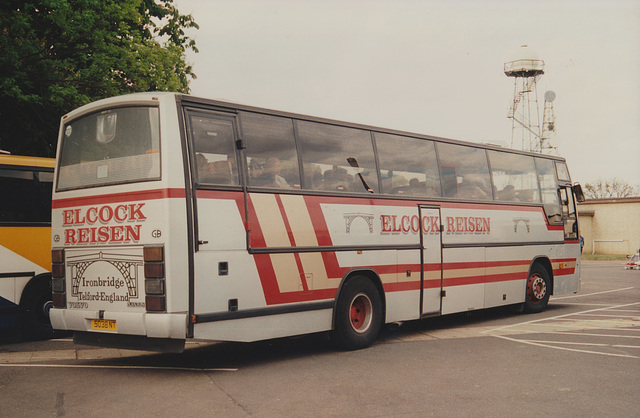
[
  {"left": 0, "top": 0, "right": 198, "bottom": 157},
  {"left": 584, "top": 178, "right": 640, "bottom": 199}
]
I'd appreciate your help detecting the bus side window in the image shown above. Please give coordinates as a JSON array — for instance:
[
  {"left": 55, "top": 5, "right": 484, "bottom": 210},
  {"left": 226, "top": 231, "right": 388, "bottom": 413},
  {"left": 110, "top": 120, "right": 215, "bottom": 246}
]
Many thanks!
[
  {"left": 0, "top": 169, "right": 29, "bottom": 223},
  {"left": 437, "top": 143, "right": 492, "bottom": 200},
  {"left": 375, "top": 133, "right": 441, "bottom": 197},
  {"left": 440, "top": 165, "right": 458, "bottom": 198},
  {"left": 34, "top": 171, "right": 53, "bottom": 223},
  {"left": 488, "top": 151, "right": 540, "bottom": 203},
  {"left": 188, "top": 112, "right": 239, "bottom": 186},
  {"left": 241, "top": 112, "right": 300, "bottom": 189},
  {"left": 297, "top": 121, "right": 378, "bottom": 194}
]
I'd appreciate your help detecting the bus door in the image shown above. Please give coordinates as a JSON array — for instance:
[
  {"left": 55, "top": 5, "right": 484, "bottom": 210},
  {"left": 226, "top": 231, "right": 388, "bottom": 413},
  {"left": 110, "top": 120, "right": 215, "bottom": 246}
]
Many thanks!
[
  {"left": 183, "top": 108, "right": 257, "bottom": 329},
  {"left": 419, "top": 205, "right": 443, "bottom": 317}
]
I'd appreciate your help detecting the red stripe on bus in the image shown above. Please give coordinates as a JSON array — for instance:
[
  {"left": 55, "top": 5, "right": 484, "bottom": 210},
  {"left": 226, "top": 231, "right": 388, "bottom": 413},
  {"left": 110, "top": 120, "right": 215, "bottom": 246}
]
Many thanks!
[
  {"left": 246, "top": 195, "right": 267, "bottom": 248},
  {"left": 294, "top": 253, "right": 309, "bottom": 292},
  {"left": 278, "top": 197, "right": 310, "bottom": 292},
  {"left": 253, "top": 253, "right": 336, "bottom": 304},
  {"left": 52, "top": 188, "right": 186, "bottom": 208},
  {"left": 304, "top": 197, "right": 334, "bottom": 246},
  {"left": 252, "top": 253, "right": 283, "bottom": 303},
  {"left": 196, "top": 190, "right": 241, "bottom": 200},
  {"left": 384, "top": 281, "right": 422, "bottom": 292},
  {"left": 275, "top": 195, "right": 298, "bottom": 247},
  {"left": 443, "top": 260, "right": 530, "bottom": 270},
  {"left": 298, "top": 194, "right": 550, "bottom": 212}
]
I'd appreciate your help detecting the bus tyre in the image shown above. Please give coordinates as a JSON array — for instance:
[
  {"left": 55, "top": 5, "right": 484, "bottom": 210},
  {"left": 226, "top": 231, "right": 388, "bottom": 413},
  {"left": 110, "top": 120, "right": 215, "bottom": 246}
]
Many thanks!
[
  {"left": 332, "top": 276, "right": 382, "bottom": 350},
  {"left": 21, "top": 277, "right": 54, "bottom": 340},
  {"left": 523, "top": 264, "right": 551, "bottom": 314}
]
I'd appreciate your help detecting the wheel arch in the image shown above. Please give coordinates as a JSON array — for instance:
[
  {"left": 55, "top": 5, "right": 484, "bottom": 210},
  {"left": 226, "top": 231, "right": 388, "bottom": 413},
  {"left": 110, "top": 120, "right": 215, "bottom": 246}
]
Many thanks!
[
  {"left": 530, "top": 257, "right": 554, "bottom": 296},
  {"left": 19, "top": 272, "right": 52, "bottom": 307},
  {"left": 332, "top": 268, "right": 386, "bottom": 330}
]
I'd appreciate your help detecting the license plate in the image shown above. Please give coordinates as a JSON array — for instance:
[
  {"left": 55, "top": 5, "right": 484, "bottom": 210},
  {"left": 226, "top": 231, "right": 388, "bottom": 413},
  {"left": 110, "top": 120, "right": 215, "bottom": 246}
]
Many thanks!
[{"left": 91, "top": 319, "right": 117, "bottom": 331}]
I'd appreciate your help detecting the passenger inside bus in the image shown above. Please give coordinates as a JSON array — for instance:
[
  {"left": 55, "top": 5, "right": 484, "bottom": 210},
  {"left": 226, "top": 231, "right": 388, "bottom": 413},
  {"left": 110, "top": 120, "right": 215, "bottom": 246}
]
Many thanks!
[
  {"left": 252, "top": 157, "right": 290, "bottom": 189},
  {"left": 496, "top": 185, "right": 516, "bottom": 201},
  {"left": 321, "top": 167, "right": 351, "bottom": 192},
  {"left": 459, "top": 175, "right": 491, "bottom": 200},
  {"left": 195, "top": 153, "right": 236, "bottom": 185},
  {"left": 196, "top": 153, "right": 210, "bottom": 182}
]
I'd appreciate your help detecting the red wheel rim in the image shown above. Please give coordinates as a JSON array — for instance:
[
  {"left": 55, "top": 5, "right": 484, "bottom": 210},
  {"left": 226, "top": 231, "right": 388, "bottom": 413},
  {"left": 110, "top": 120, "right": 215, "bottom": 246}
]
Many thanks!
[
  {"left": 527, "top": 273, "right": 547, "bottom": 302},
  {"left": 349, "top": 293, "right": 373, "bottom": 334}
]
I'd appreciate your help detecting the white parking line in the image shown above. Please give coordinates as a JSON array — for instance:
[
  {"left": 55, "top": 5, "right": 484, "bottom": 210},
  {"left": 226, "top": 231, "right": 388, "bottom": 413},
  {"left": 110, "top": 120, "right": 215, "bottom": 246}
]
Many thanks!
[
  {"left": 575, "top": 313, "right": 640, "bottom": 318},
  {"left": 485, "top": 301, "right": 640, "bottom": 358},
  {"left": 490, "top": 334, "right": 639, "bottom": 359},
  {"left": 486, "top": 301, "right": 640, "bottom": 333},
  {"left": 549, "top": 331, "right": 640, "bottom": 339},
  {"left": 523, "top": 340, "right": 609, "bottom": 347},
  {"left": 552, "top": 287, "right": 636, "bottom": 300}
]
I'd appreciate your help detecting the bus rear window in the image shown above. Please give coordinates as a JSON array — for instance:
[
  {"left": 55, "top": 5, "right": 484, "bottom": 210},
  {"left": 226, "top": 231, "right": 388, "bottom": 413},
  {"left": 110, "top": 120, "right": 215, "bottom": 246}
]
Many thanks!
[{"left": 57, "top": 106, "right": 160, "bottom": 190}]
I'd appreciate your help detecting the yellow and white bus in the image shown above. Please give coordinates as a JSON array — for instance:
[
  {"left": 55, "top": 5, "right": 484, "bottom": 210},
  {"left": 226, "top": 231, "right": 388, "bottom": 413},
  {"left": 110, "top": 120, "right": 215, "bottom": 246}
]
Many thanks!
[
  {"left": 50, "top": 93, "right": 584, "bottom": 352},
  {"left": 0, "top": 153, "right": 55, "bottom": 339}
]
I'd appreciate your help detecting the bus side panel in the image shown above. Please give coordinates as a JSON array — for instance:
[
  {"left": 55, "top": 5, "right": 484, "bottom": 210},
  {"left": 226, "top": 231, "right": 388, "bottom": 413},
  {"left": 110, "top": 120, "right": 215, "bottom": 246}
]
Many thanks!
[
  {"left": 387, "top": 249, "right": 423, "bottom": 322},
  {"left": 0, "top": 240, "right": 49, "bottom": 292},
  {"left": 552, "top": 242, "right": 581, "bottom": 296},
  {"left": 441, "top": 247, "right": 485, "bottom": 315},
  {"left": 193, "top": 309, "right": 333, "bottom": 342},
  {"left": 484, "top": 246, "right": 534, "bottom": 308},
  {"left": 194, "top": 195, "right": 267, "bottom": 316}
]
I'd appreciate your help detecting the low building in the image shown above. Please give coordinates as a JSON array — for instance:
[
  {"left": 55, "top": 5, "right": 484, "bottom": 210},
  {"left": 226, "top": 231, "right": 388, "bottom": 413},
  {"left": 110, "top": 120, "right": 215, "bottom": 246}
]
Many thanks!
[{"left": 578, "top": 197, "right": 640, "bottom": 255}]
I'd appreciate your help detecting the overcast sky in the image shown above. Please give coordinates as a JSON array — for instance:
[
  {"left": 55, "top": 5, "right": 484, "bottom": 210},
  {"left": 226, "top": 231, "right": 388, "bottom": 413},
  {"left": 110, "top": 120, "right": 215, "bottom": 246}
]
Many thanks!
[{"left": 175, "top": 0, "right": 640, "bottom": 187}]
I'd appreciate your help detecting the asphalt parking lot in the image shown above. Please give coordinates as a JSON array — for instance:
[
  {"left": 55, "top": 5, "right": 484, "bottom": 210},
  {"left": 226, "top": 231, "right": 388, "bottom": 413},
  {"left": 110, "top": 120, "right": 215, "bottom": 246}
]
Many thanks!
[{"left": 1, "top": 259, "right": 638, "bottom": 417}]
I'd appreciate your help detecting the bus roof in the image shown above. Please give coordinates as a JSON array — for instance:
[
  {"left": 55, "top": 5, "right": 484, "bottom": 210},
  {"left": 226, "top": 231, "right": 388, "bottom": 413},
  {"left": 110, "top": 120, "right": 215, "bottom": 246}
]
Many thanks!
[{"left": 0, "top": 154, "right": 55, "bottom": 169}]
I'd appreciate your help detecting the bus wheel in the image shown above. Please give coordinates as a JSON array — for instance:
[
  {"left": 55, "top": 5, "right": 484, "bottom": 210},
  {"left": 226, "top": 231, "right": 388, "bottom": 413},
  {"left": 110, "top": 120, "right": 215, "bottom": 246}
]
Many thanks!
[
  {"left": 523, "top": 264, "right": 551, "bottom": 313},
  {"left": 332, "top": 276, "right": 382, "bottom": 350},
  {"left": 21, "top": 277, "right": 55, "bottom": 340}
]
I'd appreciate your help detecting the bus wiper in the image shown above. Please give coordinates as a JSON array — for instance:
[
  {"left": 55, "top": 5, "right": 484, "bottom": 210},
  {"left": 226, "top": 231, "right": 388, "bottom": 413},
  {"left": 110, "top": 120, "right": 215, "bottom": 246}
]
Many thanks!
[{"left": 347, "top": 157, "right": 374, "bottom": 193}]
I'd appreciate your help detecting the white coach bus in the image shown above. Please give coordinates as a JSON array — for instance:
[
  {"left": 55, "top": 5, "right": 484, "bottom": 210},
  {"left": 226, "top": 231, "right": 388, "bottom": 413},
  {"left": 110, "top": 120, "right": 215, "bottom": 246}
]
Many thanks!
[{"left": 50, "top": 93, "right": 584, "bottom": 352}]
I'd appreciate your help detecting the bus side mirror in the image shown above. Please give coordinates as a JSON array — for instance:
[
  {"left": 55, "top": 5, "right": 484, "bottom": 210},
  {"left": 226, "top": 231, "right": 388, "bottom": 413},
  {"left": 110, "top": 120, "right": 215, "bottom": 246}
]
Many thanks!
[{"left": 573, "top": 183, "right": 585, "bottom": 203}]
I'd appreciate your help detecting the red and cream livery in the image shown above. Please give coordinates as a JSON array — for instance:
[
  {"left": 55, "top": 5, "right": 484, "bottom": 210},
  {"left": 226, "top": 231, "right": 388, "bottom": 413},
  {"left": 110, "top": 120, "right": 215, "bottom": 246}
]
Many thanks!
[{"left": 50, "top": 93, "right": 583, "bottom": 352}]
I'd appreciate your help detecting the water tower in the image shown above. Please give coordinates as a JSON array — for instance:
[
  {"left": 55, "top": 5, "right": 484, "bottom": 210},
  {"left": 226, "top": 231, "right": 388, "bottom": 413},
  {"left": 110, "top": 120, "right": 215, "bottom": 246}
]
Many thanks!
[{"left": 504, "top": 45, "right": 546, "bottom": 152}]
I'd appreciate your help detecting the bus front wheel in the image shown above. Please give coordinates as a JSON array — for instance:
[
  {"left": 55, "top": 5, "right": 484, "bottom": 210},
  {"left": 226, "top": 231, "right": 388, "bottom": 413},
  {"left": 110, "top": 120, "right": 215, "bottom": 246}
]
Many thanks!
[
  {"left": 523, "top": 264, "right": 551, "bottom": 313},
  {"left": 332, "top": 276, "right": 383, "bottom": 350}
]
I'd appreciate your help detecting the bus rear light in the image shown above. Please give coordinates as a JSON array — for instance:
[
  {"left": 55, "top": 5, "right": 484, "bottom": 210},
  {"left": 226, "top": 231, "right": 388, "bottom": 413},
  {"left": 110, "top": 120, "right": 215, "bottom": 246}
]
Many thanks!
[
  {"left": 51, "top": 248, "right": 66, "bottom": 308},
  {"left": 51, "top": 263, "right": 65, "bottom": 278},
  {"left": 52, "top": 249, "right": 64, "bottom": 264},
  {"left": 145, "top": 296, "right": 166, "bottom": 312},
  {"left": 145, "top": 278, "right": 165, "bottom": 295},
  {"left": 52, "top": 277, "right": 65, "bottom": 293},
  {"left": 144, "top": 263, "right": 164, "bottom": 278},
  {"left": 144, "top": 246, "right": 164, "bottom": 262},
  {"left": 53, "top": 292, "right": 66, "bottom": 308},
  {"left": 144, "top": 246, "right": 165, "bottom": 312}
]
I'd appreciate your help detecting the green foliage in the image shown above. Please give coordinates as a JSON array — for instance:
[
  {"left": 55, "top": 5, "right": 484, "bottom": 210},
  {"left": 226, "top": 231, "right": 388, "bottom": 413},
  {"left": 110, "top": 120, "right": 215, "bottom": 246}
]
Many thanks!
[{"left": 0, "top": 0, "right": 198, "bottom": 156}]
